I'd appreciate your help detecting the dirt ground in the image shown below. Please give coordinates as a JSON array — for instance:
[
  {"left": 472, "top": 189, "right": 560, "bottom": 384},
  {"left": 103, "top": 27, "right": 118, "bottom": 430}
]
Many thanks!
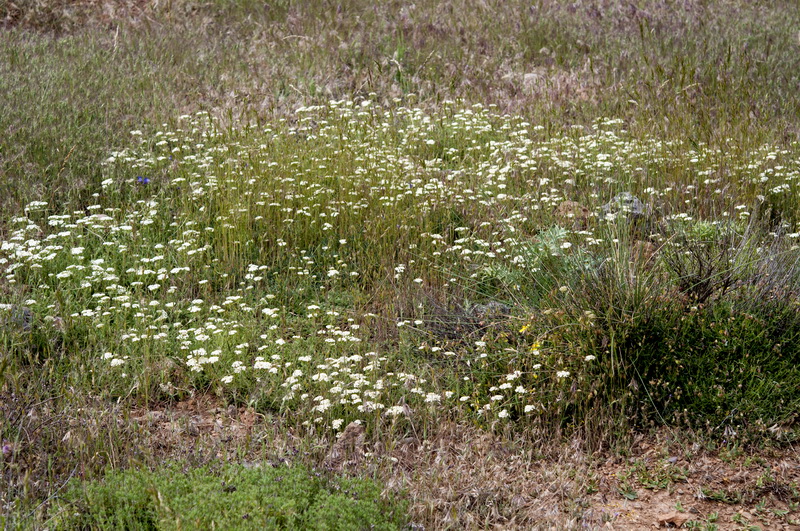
[
  {"left": 589, "top": 447, "right": 800, "bottom": 530},
  {"left": 126, "top": 395, "right": 799, "bottom": 530}
]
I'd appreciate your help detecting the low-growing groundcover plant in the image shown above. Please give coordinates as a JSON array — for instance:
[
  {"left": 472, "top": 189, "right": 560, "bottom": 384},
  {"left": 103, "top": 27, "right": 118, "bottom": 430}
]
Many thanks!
[{"left": 50, "top": 462, "right": 408, "bottom": 530}]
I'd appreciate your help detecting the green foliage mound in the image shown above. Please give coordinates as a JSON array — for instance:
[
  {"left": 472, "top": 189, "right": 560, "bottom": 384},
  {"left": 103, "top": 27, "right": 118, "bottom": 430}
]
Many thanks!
[
  {"left": 510, "top": 221, "right": 800, "bottom": 442},
  {"left": 627, "top": 301, "right": 800, "bottom": 436},
  {"left": 52, "top": 462, "right": 408, "bottom": 530}
]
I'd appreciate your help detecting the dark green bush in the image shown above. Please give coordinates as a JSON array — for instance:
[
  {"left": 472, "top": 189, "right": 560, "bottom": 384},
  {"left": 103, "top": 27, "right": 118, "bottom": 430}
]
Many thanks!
[
  {"left": 508, "top": 220, "right": 800, "bottom": 443},
  {"left": 621, "top": 299, "right": 800, "bottom": 436}
]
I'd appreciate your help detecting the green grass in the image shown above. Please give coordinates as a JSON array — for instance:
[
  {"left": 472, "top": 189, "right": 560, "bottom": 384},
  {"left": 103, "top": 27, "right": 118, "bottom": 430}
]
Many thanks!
[
  {"left": 1, "top": 0, "right": 800, "bottom": 528},
  {"left": 2, "top": 0, "right": 799, "bottom": 219}
]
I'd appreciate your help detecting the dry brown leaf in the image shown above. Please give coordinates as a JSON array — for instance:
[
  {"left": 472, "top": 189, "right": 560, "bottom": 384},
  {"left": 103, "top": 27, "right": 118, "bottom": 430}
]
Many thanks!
[{"left": 657, "top": 511, "right": 690, "bottom": 527}]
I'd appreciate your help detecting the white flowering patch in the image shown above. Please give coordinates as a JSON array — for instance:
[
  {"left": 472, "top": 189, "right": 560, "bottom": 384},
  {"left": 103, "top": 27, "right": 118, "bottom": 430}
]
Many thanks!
[{"left": 2, "top": 101, "right": 799, "bottom": 426}]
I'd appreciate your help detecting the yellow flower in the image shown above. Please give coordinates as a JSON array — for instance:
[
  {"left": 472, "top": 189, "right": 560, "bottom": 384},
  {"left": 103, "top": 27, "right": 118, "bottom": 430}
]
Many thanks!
[{"left": 519, "top": 324, "right": 530, "bottom": 334}]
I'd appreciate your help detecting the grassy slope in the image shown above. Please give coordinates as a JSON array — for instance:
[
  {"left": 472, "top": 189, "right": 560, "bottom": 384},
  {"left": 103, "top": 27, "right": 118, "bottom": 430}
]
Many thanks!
[
  {"left": 1, "top": 1, "right": 800, "bottom": 528},
  {"left": 2, "top": 1, "right": 799, "bottom": 217}
]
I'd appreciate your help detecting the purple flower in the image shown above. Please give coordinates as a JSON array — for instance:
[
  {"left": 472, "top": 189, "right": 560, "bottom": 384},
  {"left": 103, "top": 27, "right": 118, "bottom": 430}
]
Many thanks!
[
  {"left": 2, "top": 442, "right": 13, "bottom": 458},
  {"left": 136, "top": 176, "right": 150, "bottom": 185}
]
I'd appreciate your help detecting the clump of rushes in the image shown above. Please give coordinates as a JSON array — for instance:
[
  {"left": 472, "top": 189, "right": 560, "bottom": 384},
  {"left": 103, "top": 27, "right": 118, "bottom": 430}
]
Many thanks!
[{"left": 1, "top": 101, "right": 798, "bottom": 443}]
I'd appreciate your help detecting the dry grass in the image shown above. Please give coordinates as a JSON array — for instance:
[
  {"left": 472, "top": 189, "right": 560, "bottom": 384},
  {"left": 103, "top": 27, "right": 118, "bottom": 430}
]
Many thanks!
[
  {"left": 381, "top": 423, "right": 593, "bottom": 529},
  {"left": 2, "top": 0, "right": 798, "bottom": 218}
]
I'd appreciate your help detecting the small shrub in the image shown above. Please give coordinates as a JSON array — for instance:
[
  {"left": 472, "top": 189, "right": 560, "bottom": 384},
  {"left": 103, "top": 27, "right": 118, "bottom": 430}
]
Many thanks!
[{"left": 505, "top": 218, "right": 800, "bottom": 443}]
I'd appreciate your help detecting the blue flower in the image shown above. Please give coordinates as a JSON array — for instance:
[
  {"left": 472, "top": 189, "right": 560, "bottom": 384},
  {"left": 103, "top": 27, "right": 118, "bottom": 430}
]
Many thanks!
[{"left": 137, "top": 176, "right": 151, "bottom": 185}]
